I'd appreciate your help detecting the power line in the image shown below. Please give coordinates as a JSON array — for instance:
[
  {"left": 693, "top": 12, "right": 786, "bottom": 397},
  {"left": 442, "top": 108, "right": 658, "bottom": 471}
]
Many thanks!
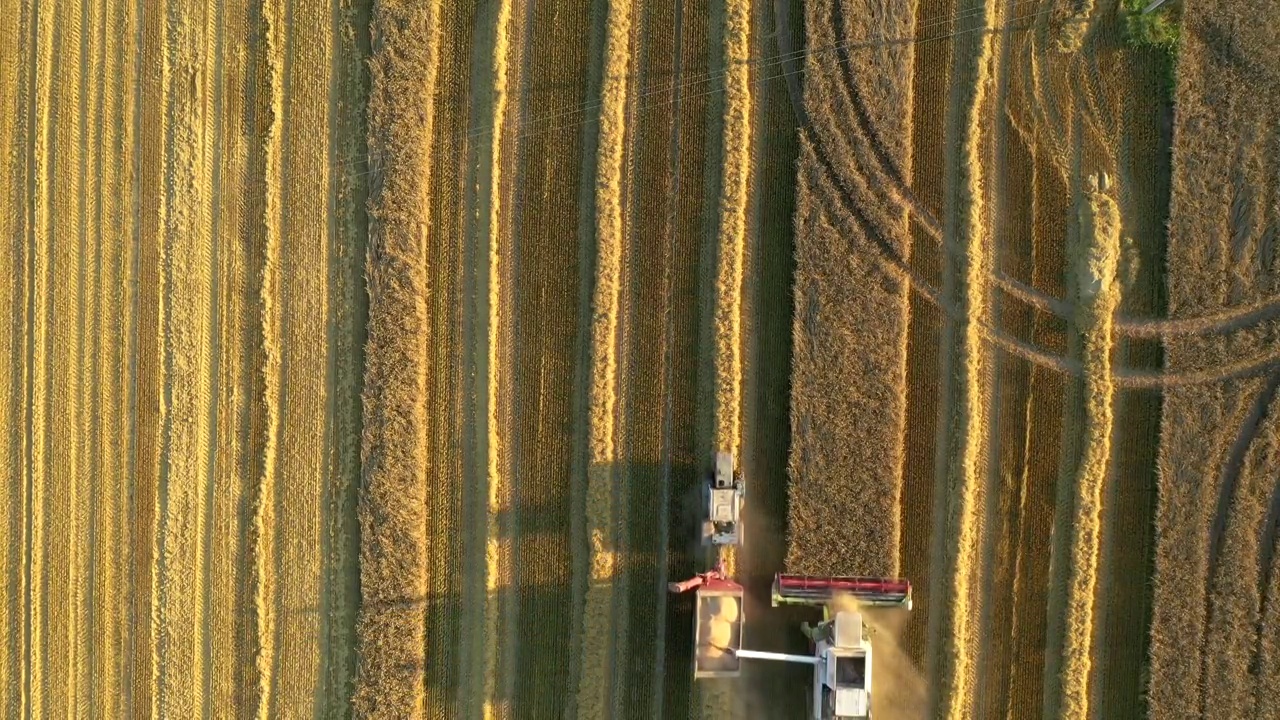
[{"left": 329, "top": 3, "right": 1052, "bottom": 183}]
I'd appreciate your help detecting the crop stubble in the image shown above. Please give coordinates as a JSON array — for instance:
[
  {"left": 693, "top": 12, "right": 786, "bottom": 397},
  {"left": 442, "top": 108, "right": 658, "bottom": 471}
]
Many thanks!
[
  {"left": 610, "top": 0, "right": 693, "bottom": 715},
  {"left": 735, "top": 0, "right": 807, "bottom": 714},
  {"left": 505, "top": 0, "right": 593, "bottom": 715},
  {"left": 658, "top": 0, "right": 714, "bottom": 716},
  {"left": 972, "top": 1, "right": 1037, "bottom": 712},
  {"left": 0, "top": 0, "right": 366, "bottom": 715}
]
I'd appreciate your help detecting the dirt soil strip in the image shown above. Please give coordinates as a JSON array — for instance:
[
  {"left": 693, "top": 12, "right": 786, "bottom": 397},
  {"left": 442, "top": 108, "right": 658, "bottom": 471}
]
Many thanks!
[
  {"left": 1149, "top": 0, "right": 1280, "bottom": 714},
  {"left": 505, "top": 0, "right": 593, "bottom": 713},
  {"left": 0, "top": 0, "right": 24, "bottom": 711},
  {"left": 576, "top": 0, "right": 633, "bottom": 714},
  {"left": 323, "top": 0, "right": 369, "bottom": 712},
  {"left": 352, "top": 0, "right": 438, "bottom": 716}
]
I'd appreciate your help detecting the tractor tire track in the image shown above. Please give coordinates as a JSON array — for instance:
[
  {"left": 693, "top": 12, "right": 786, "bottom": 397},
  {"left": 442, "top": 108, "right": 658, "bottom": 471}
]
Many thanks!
[
  {"left": 820, "top": 85, "right": 1280, "bottom": 342},
  {"left": 807, "top": 128, "right": 1280, "bottom": 391},
  {"left": 924, "top": 0, "right": 997, "bottom": 714},
  {"left": 1197, "top": 373, "right": 1280, "bottom": 718},
  {"left": 1255, "top": 450, "right": 1280, "bottom": 717},
  {"left": 975, "top": 2, "right": 1034, "bottom": 712},
  {"left": 803, "top": 135, "right": 1083, "bottom": 383},
  {"left": 899, "top": 0, "right": 954, "bottom": 667},
  {"left": 830, "top": 0, "right": 941, "bottom": 235}
]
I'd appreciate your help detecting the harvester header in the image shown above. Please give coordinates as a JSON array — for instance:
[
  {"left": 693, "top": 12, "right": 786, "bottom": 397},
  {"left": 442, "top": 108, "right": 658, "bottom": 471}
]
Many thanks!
[{"left": 772, "top": 573, "right": 912, "bottom": 611}]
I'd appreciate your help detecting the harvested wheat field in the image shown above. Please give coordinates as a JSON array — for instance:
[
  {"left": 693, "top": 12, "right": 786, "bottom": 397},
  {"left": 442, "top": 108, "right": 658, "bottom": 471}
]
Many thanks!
[
  {"left": 355, "top": 0, "right": 802, "bottom": 715},
  {"left": 2, "top": 0, "right": 1274, "bottom": 716},
  {"left": 787, "top": 0, "right": 1280, "bottom": 717},
  {"left": 0, "top": 0, "right": 367, "bottom": 715}
]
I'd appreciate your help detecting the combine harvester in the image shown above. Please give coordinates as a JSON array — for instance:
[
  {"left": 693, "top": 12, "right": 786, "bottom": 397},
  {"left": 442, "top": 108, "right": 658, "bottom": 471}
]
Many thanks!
[{"left": 669, "top": 452, "right": 911, "bottom": 720}]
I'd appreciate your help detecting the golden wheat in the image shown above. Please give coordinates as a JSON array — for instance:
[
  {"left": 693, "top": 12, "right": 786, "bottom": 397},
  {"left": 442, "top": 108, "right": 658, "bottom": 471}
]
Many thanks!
[
  {"left": 479, "top": 1, "right": 515, "bottom": 717},
  {"left": 1150, "top": 1, "right": 1280, "bottom": 712},
  {"left": 1054, "top": 185, "right": 1121, "bottom": 720},
  {"left": 923, "top": 0, "right": 998, "bottom": 715},
  {"left": 576, "top": 0, "right": 633, "bottom": 715},
  {"left": 352, "top": 1, "right": 439, "bottom": 717}
]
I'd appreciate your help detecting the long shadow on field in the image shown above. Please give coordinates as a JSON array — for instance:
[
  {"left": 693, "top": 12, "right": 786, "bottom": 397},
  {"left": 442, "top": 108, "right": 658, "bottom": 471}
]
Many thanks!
[{"left": 398, "top": 460, "right": 725, "bottom": 718}]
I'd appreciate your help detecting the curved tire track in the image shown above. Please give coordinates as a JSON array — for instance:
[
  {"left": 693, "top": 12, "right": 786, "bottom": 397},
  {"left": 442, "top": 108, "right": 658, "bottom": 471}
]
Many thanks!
[
  {"left": 803, "top": 127, "right": 1280, "bottom": 389},
  {"left": 1197, "top": 372, "right": 1280, "bottom": 718},
  {"left": 814, "top": 5, "right": 1280, "bottom": 342}
]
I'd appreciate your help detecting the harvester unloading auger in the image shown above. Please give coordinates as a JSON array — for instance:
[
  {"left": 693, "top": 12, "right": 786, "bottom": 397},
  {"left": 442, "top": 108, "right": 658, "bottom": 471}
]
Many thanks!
[{"left": 668, "top": 451, "right": 912, "bottom": 720}]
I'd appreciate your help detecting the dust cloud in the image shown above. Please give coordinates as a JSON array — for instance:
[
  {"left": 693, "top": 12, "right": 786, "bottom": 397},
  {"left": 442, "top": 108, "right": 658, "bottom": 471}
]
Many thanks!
[{"left": 834, "top": 593, "right": 929, "bottom": 720}]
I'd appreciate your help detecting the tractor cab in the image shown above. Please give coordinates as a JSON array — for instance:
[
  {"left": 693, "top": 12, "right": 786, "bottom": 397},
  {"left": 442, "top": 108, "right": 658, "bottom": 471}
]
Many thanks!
[{"left": 703, "top": 451, "right": 744, "bottom": 546}]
